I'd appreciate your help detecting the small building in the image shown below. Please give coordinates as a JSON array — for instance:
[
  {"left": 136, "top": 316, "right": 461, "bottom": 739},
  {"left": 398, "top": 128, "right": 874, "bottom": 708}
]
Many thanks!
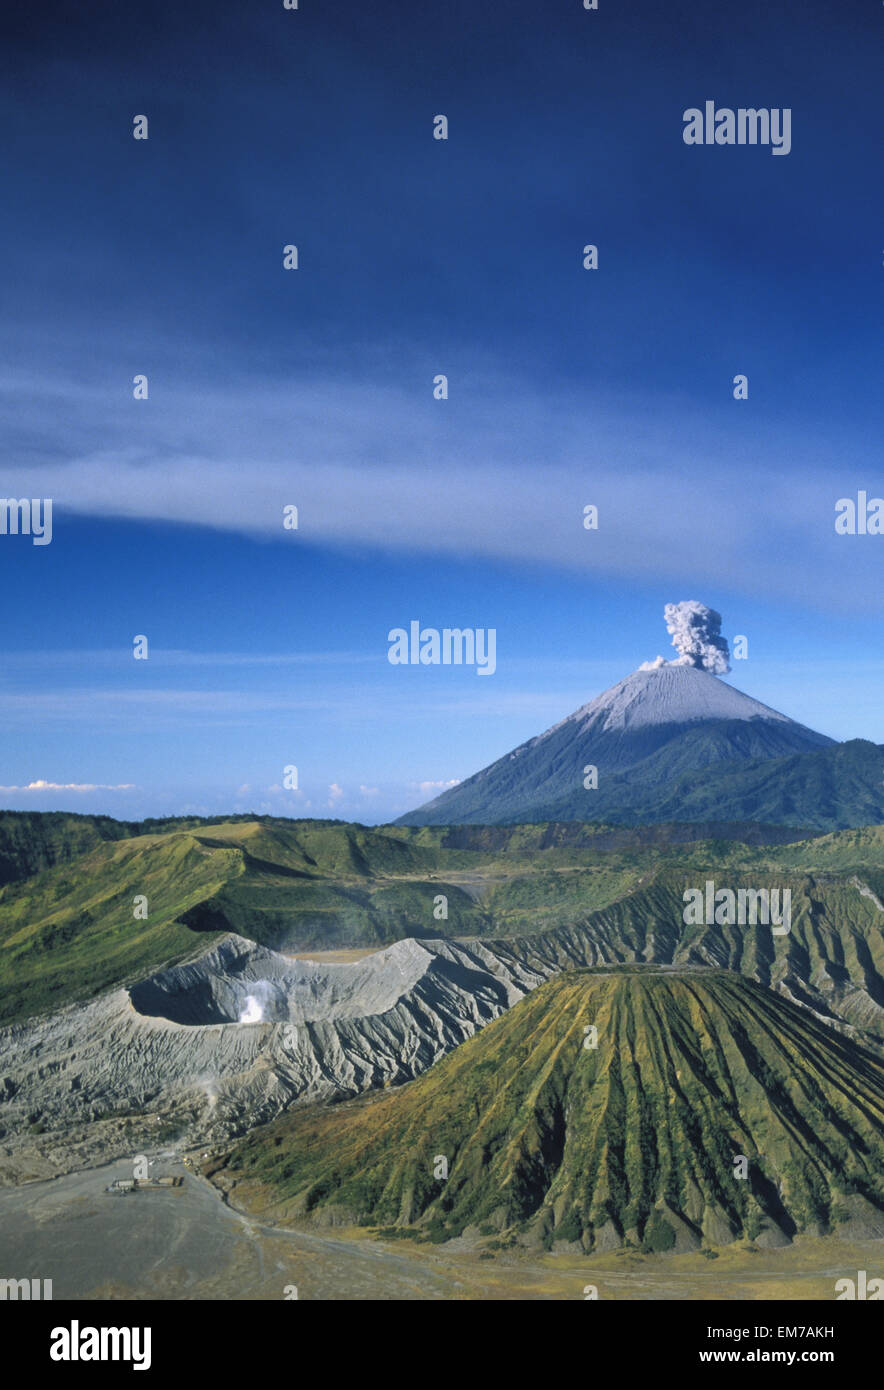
[{"left": 105, "top": 1175, "right": 183, "bottom": 1194}]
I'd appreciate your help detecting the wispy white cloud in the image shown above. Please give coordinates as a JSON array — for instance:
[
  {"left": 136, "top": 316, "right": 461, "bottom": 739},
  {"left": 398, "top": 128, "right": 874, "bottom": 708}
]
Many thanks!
[
  {"left": 0, "top": 779, "right": 135, "bottom": 791},
  {"left": 1, "top": 361, "right": 879, "bottom": 611}
]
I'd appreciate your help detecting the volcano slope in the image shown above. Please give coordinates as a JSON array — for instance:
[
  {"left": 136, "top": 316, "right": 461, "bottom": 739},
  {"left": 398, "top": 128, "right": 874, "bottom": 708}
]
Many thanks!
[
  {"left": 398, "top": 663, "right": 884, "bottom": 830},
  {"left": 216, "top": 967, "right": 884, "bottom": 1254}
]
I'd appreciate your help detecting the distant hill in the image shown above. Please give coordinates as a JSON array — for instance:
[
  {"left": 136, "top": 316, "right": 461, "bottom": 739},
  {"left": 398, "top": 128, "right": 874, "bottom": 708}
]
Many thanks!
[
  {"left": 0, "top": 811, "right": 365, "bottom": 888},
  {"left": 397, "top": 664, "right": 884, "bottom": 830},
  {"left": 0, "top": 810, "right": 132, "bottom": 887},
  {"left": 218, "top": 967, "right": 884, "bottom": 1252}
]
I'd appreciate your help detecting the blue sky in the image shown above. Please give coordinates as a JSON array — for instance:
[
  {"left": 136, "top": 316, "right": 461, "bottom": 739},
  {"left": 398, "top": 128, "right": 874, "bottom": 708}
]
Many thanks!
[{"left": 0, "top": 0, "right": 881, "bottom": 823}]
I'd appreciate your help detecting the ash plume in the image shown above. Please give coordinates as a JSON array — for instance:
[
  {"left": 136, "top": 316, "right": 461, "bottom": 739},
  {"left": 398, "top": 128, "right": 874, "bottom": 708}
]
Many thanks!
[{"left": 640, "top": 601, "right": 731, "bottom": 675}]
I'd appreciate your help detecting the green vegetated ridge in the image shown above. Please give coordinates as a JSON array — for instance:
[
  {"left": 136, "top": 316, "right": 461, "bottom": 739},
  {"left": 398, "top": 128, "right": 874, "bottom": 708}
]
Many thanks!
[
  {"left": 0, "top": 832, "right": 238, "bottom": 1024},
  {"left": 2, "top": 813, "right": 884, "bottom": 1026},
  {"left": 607, "top": 738, "right": 884, "bottom": 834},
  {"left": 177, "top": 820, "right": 484, "bottom": 947},
  {"left": 218, "top": 967, "right": 884, "bottom": 1253}
]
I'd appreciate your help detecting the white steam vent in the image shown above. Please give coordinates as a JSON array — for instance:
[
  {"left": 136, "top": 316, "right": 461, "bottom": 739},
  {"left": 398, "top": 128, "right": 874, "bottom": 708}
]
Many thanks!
[
  {"left": 238, "top": 995, "right": 264, "bottom": 1024},
  {"left": 237, "top": 979, "right": 277, "bottom": 1024}
]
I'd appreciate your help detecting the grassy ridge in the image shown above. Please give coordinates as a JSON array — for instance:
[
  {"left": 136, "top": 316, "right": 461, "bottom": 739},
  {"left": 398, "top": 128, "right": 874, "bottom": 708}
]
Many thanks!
[{"left": 0, "top": 833, "right": 235, "bottom": 1023}]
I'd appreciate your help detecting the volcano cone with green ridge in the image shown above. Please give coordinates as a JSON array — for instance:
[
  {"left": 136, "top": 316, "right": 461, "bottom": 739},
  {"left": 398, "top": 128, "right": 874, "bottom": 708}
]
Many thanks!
[{"left": 221, "top": 966, "right": 884, "bottom": 1253}]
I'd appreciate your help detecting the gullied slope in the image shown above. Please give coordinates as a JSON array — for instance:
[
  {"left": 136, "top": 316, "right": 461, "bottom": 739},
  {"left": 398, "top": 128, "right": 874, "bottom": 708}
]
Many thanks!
[
  {"left": 484, "top": 866, "right": 884, "bottom": 1044},
  {"left": 403, "top": 734, "right": 884, "bottom": 830},
  {"left": 221, "top": 969, "right": 884, "bottom": 1252}
]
